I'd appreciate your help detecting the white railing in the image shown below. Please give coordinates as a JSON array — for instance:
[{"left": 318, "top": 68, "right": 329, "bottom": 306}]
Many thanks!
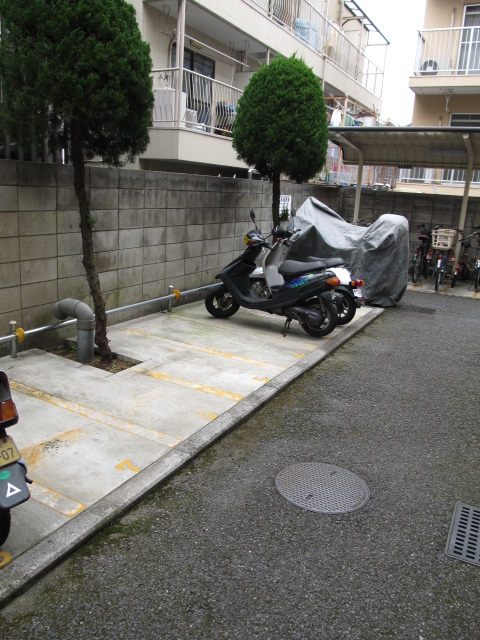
[
  {"left": 151, "top": 68, "right": 243, "bottom": 136},
  {"left": 414, "top": 26, "right": 480, "bottom": 76},
  {"left": 399, "top": 167, "right": 480, "bottom": 187},
  {"left": 244, "top": 0, "right": 384, "bottom": 96}
]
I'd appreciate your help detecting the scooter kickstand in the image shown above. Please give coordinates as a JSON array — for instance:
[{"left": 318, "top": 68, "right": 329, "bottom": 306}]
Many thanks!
[{"left": 281, "top": 319, "right": 291, "bottom": 337}]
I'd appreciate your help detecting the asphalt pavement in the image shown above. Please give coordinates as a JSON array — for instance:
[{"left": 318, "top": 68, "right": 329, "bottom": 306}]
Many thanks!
[{"left": 0, "top": 295, "right": 382, "bottom": 605}]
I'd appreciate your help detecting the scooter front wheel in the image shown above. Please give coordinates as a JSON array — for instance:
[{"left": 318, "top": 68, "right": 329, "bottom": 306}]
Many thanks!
[
  {"left": 205, "top": 287, "right": 240, "bottom": 318},
  {"left": 0, "top": 509, "right": 11, "bottom": 547},
  {"left": 301, "top": 297, "right": 338, "bottom": 338}
]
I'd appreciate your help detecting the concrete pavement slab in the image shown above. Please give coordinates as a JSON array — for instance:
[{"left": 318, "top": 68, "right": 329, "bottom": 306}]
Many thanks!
[{"left": 0, "top": 300, "right": 382, "bottom": 605}]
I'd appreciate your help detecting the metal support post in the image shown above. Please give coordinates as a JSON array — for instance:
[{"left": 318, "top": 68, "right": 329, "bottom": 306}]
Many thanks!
[{"left": 9, "top": 321, "right": 17, "bottom": 359}]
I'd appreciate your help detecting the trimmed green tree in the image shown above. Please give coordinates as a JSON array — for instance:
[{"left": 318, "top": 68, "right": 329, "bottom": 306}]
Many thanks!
[
  {"left": 233, "top": 54, "right": 329, "bottom": 227},
  {"left": 0, "top": 0, "right": 154, "bottom": 363}
]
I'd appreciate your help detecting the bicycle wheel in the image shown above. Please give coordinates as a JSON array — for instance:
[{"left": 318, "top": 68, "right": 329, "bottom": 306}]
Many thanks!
[
  {"left": 412, "top": 247, "right": 423, "bottom": 283},
  {"left": 435, "top": 268, "right": 441, "bottom": 292}
]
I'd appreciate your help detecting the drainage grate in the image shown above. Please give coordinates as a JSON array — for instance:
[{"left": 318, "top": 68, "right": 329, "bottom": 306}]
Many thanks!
[
  {"left": 445, "top": 502, "right": 480, "bottom": 566},
  {"left": 275, "top": 462, "right": 369, "bottom": 514},
  {"left": 399, "top": 304, "right": 436, "bottom": 315}
]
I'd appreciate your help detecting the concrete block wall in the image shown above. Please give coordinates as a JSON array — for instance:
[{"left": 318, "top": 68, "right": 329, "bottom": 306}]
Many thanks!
[
  {"left": 1, "top": 158, "right": 480, "bottom": 352},
  {"left": 0, "top": 160, "right": 273, "bottom": 344}
]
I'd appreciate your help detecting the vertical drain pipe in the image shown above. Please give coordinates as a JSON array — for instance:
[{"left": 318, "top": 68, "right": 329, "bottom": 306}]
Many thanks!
[{"left": 51, "top": 299, "right": 95, "bottom": 363}]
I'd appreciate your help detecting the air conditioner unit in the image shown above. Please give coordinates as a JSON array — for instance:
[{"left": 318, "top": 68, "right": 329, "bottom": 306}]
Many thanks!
[{"left": 419, "top": 57, "right": 451, "bottom": 76}]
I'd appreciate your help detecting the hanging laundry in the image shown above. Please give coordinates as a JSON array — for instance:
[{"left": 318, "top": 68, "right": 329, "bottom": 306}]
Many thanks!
[{"left": 330, "top": 108, "right": 342, "bottom": 126}]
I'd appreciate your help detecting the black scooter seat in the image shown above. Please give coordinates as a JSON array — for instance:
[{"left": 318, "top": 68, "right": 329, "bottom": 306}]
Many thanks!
[{"left": 279, "top": 257, "right": 344, "bottom": 277}]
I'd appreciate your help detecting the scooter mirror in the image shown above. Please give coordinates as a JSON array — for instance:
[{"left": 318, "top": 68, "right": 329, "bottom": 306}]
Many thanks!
[{"left": 250, "top": 209, "right": 256, "bottom": 224}]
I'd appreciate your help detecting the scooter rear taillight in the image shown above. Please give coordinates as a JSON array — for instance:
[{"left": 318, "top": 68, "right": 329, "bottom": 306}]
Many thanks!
[
  {"left": 354, "top": 279, "right": 364, "bottom": 288},
  {"left": 0, "top": 398, "right": 18, "bottom": 424}
]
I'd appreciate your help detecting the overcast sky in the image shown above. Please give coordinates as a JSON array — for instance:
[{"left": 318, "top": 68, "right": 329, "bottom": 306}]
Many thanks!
[{"left": 358, "top": 0, "right": 427, "bottom": 125}]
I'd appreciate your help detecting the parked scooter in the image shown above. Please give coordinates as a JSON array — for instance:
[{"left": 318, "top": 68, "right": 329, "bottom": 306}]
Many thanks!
[
  {"left": 0, "top": 371, "right": 31, "bottom": 546},
  {"left": 205, "top": 210, "right": 340, "bottom": 337},
  {"left": 250, "top": 213, "right": 363, "bottom": 325}
]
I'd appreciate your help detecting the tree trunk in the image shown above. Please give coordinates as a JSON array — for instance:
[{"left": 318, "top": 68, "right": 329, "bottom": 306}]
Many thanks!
[
  {"left": 70, "top": 121, "right": 113, "bottom": 364},
  {"left": 271, "top": 172, "right": 281, "bottom": 228}
]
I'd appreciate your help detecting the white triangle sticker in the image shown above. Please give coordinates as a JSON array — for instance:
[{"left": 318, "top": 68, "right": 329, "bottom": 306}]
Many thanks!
[{"left": 6, "top": 483, "right": 21, "bottom": 498}]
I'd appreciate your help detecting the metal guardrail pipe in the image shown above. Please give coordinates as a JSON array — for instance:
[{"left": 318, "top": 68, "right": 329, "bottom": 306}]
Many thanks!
[{"left": 1, "top": 283, "right": 222, "bottom": 358}]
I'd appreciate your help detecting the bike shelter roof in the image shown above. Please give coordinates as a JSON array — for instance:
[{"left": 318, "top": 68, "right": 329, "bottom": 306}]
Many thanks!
[
  {"left": 328, "top": 126, "right": 480, "bottom": 249},
  {"left": 328, "top": 126, "right": 480, "bottom": 170}
]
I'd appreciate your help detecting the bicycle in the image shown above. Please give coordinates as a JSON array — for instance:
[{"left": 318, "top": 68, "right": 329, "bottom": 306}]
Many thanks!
[
  {"left": 451, "top": 227, "right": 480, "bottom": 288},
  {"left": 411, "top": 224, "right": 432, "bottom": 283},
  {"left": 473, "top": 233, "right": 480, "bottom": 291},
  {"left": 431, "top": 227, "right": 458, "bottom": 292}
]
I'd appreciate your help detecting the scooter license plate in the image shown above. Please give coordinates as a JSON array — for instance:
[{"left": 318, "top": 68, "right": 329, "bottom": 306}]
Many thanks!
[
  {"left": 0, "top": 435, "right": 21, "bottom": 468},
  {"left": 354, "top": 288, "right": 363, "bottom": 299}
]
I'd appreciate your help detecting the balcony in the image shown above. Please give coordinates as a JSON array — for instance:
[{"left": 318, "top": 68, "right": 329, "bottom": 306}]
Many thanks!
[
  {"left": 246, "top": 0, "right": 385, "bottom": 97},
  {"left": 410, "top": 26, "right": 480, "bottom": 94},
  {"left": 151, "top": 68, "right": 242, "bottom": 136}
]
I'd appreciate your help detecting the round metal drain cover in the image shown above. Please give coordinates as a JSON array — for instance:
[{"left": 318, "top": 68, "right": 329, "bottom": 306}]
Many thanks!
[{"left": 275, "top": 462, "right": 369, "bottom": 514}]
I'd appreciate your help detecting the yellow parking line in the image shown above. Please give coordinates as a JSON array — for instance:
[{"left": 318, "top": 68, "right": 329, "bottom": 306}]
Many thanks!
[
  {"left": 122, "top": 328, "right": 282, "bottom": 368},
  {"left": 10, "top": 381, "right": 181, "bottom": 447},
  {"left": 29, "top": 482, "right": 86, "bottom": 517},
  {"left": 140, "top": 369, "right": 244, "bottom": 402}
]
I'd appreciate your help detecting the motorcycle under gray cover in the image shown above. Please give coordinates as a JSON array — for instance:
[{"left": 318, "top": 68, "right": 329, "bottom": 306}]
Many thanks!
[{"left": 287, "top": 197, "right": 409, "bottom": 307}]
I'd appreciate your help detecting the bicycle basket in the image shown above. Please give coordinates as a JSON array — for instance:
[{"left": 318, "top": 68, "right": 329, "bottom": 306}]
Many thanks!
[{"left": 431, "top": 229, "right": 457, "bottom": 249}]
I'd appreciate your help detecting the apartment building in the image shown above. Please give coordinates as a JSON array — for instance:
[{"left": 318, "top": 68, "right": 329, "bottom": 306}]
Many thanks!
[
  {"left": 400, "top": 0, "right": 480, "bottom": 195},
  {"left": 0, "top": 0, "right": 388, "bottom": 180},
  {"left": 126, "top": 0, "right": 388, "bottom": 178}
]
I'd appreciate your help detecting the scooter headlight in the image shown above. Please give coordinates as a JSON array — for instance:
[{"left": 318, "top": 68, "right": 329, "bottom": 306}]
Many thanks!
[{"left": 245, "top": 230, "right": 264, "bottom": 245}]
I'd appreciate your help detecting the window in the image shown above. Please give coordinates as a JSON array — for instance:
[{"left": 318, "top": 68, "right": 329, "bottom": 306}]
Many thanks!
[
  {"left": 442, "top": 113, "right": 480, "bottom": 184},
  {"left": 450, "top": 113, "right": 480, "bottom": 127},
  {"left": 458, "top": 5, "right": 480, "bottom": 74},
  {"left": 172, "top": 45, "right": 215, "bottom": 129}
]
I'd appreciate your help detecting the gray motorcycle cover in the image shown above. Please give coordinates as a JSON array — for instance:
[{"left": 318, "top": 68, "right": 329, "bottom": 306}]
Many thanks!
[{"left": 287, "top": 197, "right": 409, "bottom": 307}]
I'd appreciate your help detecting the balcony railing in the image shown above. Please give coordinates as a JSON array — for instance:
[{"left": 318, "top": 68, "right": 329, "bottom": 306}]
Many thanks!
[
  {"left": 414, "top": 26, "right": 480, "bottom": 76},
  {"left": 151, "top": 68, "right": 242, "bottom": 137},
  {"left": 399, "top": 167, "right": 480, "bottom": 187},
  {"left": 245, "top": 0, "right": 384, "bottom": 96}
]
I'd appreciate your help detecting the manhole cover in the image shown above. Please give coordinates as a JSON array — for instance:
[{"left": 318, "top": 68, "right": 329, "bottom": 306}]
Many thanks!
[
  {"left": 275, "top": 462, "right": 369, "bottom": 514},
  {"left": 445, "top": 502, "right": 480, "bottom": 566}
]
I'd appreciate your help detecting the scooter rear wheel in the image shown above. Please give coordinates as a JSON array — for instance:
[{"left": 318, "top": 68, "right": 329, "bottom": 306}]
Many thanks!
[
  {"left": 0, "top": 509, "right": 11, "bottom": 547},
  {"left": 205, "top": 287, "right": 240, "bottom": 318},
  {"left": 336, "top": 293, "right": 356, "bottom": 326},
  {"left": 301, "top": 297, "right": 338, "bottom": 337}
]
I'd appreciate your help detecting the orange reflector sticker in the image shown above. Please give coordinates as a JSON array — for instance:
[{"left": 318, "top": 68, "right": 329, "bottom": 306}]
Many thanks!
[{"left": 0, "top": 399, "right": 18, "bottom": 423}]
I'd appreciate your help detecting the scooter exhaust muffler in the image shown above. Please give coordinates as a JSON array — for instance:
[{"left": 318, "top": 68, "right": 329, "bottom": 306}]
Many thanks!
[{"left": 287, "top": 306, "right": 324, "bottom": 326}]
